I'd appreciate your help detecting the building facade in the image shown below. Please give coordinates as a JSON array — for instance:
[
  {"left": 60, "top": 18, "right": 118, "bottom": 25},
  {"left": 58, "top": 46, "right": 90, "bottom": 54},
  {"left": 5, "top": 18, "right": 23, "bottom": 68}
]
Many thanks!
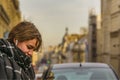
[
  {"left": 0, "top": 0, "right": 21, "bottom": 38},
  {"left": 88, "top": 9, "right": 97, "bottom": 62},
  {"left": 101, "top": 0, "right": 120, "bottom": 76}
]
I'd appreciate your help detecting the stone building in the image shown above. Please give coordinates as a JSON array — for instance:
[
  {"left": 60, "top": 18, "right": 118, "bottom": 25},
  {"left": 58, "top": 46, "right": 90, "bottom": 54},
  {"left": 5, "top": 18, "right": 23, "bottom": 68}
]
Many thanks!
[
  {"left": 88, "top": 9, "right": 103, "bottom": 63},
  {"left": 61, "top": 28, "right": 88, "bottom": 63},
  {"left": 96, "top": 15, "right": 103, "bottom": 62},
  {"left": 101, "top": 0, "right": 120, "bottom": 76},
  {"left": 0, "top": 0, "right": 21, "bottom": 38},
  {"left": 88, "top": 9, "right": 97, "bottom": 62}
]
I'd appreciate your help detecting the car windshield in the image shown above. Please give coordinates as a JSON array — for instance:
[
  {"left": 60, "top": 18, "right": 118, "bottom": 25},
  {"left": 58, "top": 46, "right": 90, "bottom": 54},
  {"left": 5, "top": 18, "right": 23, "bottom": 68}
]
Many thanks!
[{"left": 52, "top": 67, "right": 118, "bottom": 80}]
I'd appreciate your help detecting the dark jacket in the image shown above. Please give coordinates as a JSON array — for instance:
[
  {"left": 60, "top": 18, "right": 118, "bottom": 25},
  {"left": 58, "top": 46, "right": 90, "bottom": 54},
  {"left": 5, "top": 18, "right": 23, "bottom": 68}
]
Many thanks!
[{"left": 0, "top": 39, "right": 35, "bottom": 80}]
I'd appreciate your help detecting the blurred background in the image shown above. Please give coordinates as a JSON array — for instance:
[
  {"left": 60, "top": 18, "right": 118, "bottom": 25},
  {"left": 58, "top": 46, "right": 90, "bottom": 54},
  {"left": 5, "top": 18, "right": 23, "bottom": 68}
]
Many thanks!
[{"left": 0, "top": 0, "right": 120, "bottom": 77}]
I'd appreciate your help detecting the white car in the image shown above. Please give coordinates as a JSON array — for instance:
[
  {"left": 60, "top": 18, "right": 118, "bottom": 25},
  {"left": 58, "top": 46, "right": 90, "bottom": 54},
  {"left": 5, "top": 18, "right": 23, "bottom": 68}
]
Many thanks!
[
  {"left": 35, "top": 73, "right": 42, "bottom": 80},
  {"left": 42, "top": 62, "right": 119, "bottom": 80}
]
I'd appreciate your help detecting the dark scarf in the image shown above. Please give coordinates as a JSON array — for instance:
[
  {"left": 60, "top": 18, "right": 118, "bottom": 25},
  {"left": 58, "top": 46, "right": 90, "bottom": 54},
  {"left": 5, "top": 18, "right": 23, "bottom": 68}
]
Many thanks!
[{"left": 0, "top": 39, "right": 35, "bottom": 79}]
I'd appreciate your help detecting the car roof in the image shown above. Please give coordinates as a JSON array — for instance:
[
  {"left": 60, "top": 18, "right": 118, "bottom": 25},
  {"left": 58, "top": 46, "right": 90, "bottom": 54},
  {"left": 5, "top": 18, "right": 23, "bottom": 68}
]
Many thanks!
[
  {"left": 35, "top": 73, "right": 42, "bottom": 77},
  {"left": 52, "top": 62, "right": 110, "bottom": 69}
]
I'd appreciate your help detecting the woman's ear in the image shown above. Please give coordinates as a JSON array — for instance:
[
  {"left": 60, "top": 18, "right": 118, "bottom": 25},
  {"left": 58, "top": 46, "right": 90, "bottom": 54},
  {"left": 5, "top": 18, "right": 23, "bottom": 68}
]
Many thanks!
[
  {"left": 14, "top": 39, "right": 18, "bottom": 45},
  {"left": 15, "top": 40, "right": 18, "bottom": 45}
]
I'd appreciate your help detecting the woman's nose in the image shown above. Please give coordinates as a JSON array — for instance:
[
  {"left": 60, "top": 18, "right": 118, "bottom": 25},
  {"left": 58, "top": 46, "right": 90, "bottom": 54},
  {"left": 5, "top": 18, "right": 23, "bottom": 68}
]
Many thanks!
[{"left": 27, "top": 50, "right": 33, "bottom": 56}]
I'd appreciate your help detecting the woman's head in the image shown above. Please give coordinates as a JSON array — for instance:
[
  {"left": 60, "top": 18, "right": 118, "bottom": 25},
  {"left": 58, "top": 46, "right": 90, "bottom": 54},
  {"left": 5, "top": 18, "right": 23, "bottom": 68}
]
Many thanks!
[{"left": 8, "top": 21, "right": 42, "bottom": 56}]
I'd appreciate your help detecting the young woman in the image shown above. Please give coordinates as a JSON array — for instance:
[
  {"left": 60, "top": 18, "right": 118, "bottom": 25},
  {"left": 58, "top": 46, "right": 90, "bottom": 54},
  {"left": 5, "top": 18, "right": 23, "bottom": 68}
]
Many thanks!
[{"left": 0, "top": 21, "right": 42, "bottom": 80}]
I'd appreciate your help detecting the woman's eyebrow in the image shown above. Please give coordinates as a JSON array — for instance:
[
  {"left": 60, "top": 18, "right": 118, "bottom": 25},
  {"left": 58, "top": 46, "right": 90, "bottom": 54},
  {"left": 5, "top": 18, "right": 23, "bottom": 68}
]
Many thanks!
[{"left": 27, "top": 45, "right": 35, "bottom": 49}]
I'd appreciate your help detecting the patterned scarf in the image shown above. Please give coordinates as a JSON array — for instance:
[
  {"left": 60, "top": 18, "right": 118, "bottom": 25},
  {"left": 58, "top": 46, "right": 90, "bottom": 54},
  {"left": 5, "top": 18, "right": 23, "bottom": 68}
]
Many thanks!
[{"left": 0, "top": 39, "right": 35, "bottom": 79}]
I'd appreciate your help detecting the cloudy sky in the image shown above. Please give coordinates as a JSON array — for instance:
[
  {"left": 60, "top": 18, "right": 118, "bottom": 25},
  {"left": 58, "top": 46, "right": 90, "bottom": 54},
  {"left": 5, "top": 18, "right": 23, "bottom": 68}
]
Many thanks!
[{"left": 19, "top": 0, "right": 100, "bottom": 48}]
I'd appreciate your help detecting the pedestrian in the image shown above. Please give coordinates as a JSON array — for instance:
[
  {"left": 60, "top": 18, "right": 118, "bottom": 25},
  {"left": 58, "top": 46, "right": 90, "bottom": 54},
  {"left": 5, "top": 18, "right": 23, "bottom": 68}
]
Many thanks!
[{"left": 0, "top": 21, "right": 42, "bottom": 80}]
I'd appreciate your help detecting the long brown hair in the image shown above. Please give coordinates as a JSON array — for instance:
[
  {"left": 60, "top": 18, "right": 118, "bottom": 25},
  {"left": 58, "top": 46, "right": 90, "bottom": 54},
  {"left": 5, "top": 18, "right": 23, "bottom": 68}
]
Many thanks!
[{"left": 8, "top": 21, "right": 42, "bottom": 51}]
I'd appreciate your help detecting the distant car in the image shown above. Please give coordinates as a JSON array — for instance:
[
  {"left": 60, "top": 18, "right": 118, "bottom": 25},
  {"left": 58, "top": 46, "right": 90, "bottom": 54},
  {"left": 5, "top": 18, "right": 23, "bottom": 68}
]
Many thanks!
[
  {"left": 42, "top": 62, "right": 119, "bottom": 80},
  {"left": 35, "top": 73, "right": 42, "bottom": 80}
]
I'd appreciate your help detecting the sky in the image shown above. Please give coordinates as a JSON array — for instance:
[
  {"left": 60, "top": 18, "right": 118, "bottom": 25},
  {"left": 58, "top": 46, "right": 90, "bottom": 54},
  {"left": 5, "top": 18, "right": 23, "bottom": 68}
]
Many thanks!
[{"left": 19, "top": 0, "right": 100, "bottom": 48}]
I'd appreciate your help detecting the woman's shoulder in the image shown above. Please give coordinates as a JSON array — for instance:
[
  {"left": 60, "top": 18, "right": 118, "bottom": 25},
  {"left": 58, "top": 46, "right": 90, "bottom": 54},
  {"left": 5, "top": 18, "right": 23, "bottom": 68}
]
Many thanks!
[
  {"left": 0, "top": 50, "right": 6, "bottom": 57},
  {"left": 0, "top": 50, "right": 11, "bottom": 64},
  {"left": 0, "top": 51, "right": 5, "bottom": 64}
]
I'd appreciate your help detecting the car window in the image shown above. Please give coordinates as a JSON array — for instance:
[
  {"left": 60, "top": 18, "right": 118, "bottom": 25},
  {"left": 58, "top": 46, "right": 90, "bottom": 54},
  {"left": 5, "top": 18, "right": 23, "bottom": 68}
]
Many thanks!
[{"left": 51, "top": 68, "right": 118, "bottom": 80}]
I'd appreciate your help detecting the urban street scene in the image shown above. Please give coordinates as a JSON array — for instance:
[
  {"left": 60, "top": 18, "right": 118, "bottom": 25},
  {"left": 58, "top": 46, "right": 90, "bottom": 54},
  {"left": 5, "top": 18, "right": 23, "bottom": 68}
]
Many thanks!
[{"left": 0, "top": 0, "right": 120, "bottom": 80}]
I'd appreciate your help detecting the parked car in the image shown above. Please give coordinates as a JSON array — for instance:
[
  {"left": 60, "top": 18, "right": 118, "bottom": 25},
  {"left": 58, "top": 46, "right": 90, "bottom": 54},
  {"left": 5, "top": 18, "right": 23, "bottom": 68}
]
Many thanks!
[
  {"left": 35, "top": 73, "right": 42, "bottom": 80},
  {"left": 42, "top": 62, "right": 119, "bottom": 80}
]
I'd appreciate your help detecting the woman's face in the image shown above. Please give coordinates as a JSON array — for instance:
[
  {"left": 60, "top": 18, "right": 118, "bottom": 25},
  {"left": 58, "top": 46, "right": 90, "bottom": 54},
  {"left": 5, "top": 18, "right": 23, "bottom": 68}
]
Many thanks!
[{"left": 16, "top": 39, "right": 37, "bottom": 57}]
